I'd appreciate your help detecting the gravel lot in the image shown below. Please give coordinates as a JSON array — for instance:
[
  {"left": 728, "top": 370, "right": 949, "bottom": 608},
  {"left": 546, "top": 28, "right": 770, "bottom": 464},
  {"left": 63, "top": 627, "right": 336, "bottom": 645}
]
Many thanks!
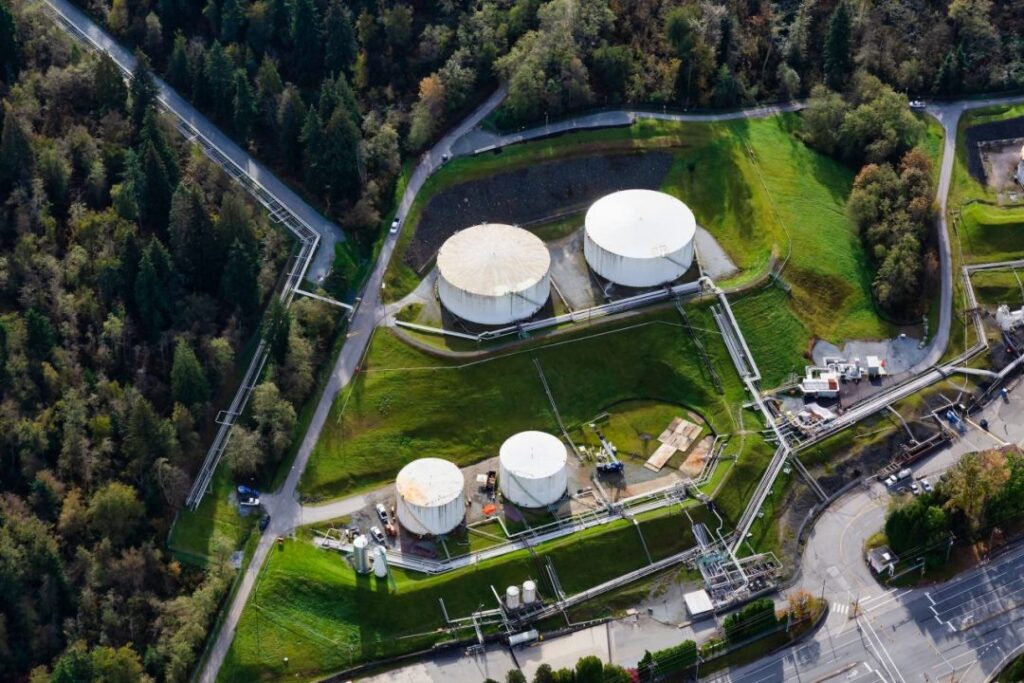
[{"left": 964, "top": 116, "right": 1024, "bottom": 185}]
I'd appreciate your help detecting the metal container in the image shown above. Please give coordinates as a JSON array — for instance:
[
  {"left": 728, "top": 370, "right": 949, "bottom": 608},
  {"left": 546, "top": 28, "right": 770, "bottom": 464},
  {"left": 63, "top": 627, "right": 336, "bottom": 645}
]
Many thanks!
[
  {"left": 352, "top": 535, "right": 370, "bottom": 574},
  {"left": 585, "top": 190, "right": 696, "bottom": 287},
  {"left": 373, "top": 545, "right": 388, "bottom": 578},
  {"left": 437, "top": 223, "right": 551, "bottom": 325},
  {"left": 505, "top": 585, "right": 521, "bottom": 610},
  {"left": 499, "top": 431, "right": 568, "bottom": 508},
  {"left": 396, "top": 458, "right": 465, "bottom": 536},
  {"left": 522, "top": 580, "right": 537, "bottom": 605}
]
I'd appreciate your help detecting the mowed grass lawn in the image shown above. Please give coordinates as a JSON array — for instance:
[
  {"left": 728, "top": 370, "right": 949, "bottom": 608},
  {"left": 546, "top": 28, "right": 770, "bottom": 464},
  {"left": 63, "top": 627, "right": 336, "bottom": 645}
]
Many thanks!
[
  {"left": 730, "top": 287, "right": 811, "bottom": 388},
  {"left": 971, "top": 270, "right": 1024, "bottom": 308},
  {"left": 219, "top": 503, "right": 717, "bottom": 682},
  {"left": 300, "top": 306, "right": 749, "bottom": 501}
]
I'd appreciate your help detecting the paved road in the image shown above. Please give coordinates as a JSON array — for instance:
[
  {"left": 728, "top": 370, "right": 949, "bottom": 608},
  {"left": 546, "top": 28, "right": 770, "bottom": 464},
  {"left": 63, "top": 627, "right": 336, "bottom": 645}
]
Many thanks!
[
  {"left": 452, "top": 102, "right": 807, "bottom": 156},
  {"left": 44, "top": 0, "right": 345, "bottom": 282}
]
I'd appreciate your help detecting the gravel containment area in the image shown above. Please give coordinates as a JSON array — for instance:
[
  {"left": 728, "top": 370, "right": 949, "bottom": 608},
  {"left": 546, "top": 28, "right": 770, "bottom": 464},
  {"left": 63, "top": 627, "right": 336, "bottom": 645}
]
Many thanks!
[{"left": 405, "top": 151, "right": 674, "bottom": 272}]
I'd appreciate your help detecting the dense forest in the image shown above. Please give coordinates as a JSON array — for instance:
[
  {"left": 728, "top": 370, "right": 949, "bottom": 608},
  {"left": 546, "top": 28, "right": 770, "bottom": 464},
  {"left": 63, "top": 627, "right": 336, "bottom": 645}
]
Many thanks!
[
  {"left": 76, "top": 0, "right": 1024, "bottom": 250},
  {"left": 0, "top": 2, "right": 338, "bottom": 680}
]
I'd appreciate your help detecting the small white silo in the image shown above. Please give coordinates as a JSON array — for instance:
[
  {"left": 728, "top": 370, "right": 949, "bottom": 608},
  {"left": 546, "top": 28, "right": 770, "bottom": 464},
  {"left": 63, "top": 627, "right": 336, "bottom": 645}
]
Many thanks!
[
  {"left": 352, "top": 535, "right": 370, "bottom": 574},
  {"left": 372, "top": 545, "right": 388, "bottom": 578},
  {"left": 522, "top": 580, "right": 537, "bottom": 605},
  {"left": 499, "top": 431, "right": 569, "bottom": 508},
  {"left": 506, "top": 585, "right": 521, "bottom": 610},
  {"left": 395, "top": 458, "right": 466, "bottom": 536}
]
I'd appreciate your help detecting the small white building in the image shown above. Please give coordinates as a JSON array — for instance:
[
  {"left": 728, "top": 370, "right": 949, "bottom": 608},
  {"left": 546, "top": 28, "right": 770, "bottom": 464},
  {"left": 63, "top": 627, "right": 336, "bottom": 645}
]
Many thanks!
[
  {"left": 867, "top": 546, "right": 897, "bottom": 575},
  {"left": 683, "top": 589, "right": 715, "bottom": 619},
  {"left": 866, "top": 356, "right": 886, "bottom": 378},
  {"left": 800, "top": 368, "right": 840, "bottom": 397},
  {"left": 997, "top": 304, "right": 1024, "bottom": 332}
]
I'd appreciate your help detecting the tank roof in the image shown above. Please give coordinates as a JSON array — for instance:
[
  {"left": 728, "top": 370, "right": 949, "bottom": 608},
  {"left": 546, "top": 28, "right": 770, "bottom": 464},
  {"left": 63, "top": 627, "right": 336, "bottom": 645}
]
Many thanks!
[
  {"left": 396, "top": 458, "right": 464, "bottom": 507},
  {"left": 499, "top": 431, "right": 568, "bottom": 479},
  {"left": 437, "top": 223, "right": 550, "bottom": 297},
  {"left": 585, "top": 190, "right": 696, "bottom": 259}
]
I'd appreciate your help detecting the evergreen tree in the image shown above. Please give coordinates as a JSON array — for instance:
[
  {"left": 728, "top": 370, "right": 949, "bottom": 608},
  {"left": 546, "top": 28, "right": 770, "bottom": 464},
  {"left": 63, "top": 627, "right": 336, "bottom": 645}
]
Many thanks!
[
  {"left": 158, "top": 0, "right": 184, "bottom": 33},
  {"left": 219, "top": 0, "right": 244, "bottom": 44},
  {"left": 277, "top": 85, "right": 305, "bottom": 170},
  {"left": 168, "top": 182, "right": 220, "bottom": 292},
  {"left": 217, "top": 191, "right": 256, "bottom": 252},
  {"left": 171, "top": 338, "right": 211, "bottom": 407},
  {"left": 934, "top": 46, "right": 967, "bottom": 95},
  {"left": 299, "top": 106, "right": 324, "bottom": 195},
  {"left": 323, "top": 0, "right": 357, "bottom": 75},
  {"left": 262, "top": 298, "right": 291, "bottom": 364},
  {"left": 266, "top": 0, "right": 289, "bottom": 46},
  {"left": 320, "top": 106, "right": 362, "bottom": 206},
  {"left": 134, "top": 248, "right": 168, "bottom": 339},
  {"left": 137, "top": 141, "right": 174, "bottom": 235},
  {"left": 823, "top": 2, "right": 853, "bottom": 90},
  {"left": 0, "top": 107, "right": 34, "bottom": 193},
  {"left": 290, "top": 0, "right": 322, "bottom": 80},
  {"left": 255, "top": 56, "right": 284, "bottom": 128},
  {"left": 129, "top": 50, "right": 159, "bottom": 136},
  {"left": 93, "top": 53, "right": 127, "bottom": 115},
  {"left": 0, "top": 319, "right": 7, "bottom": 384},
  {"left": 221, "top": 239, "right": 259, "bottom": 318},
  {"left": 166, "top": 34, "right": 190, "bottom": 90},
  {"left": 203, "top": 0, "right": 220, "bottom": 37},
  {"left": 204, "top": 41, "right": 234, "bottom": 120},
  {"left": 25, "top": 308, "right": 56, "bottom": 359},
  {"left": 0, "top": 0, "right": 19, "bottom": 84},
  {"left": 232, "top": 69, "right": 257, "bottom": 142}
]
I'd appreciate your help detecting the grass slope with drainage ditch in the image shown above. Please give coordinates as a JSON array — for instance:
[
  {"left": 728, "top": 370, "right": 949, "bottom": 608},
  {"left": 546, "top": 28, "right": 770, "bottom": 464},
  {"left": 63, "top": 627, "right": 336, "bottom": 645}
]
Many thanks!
[
  {"left": 217, "top": 503, "right": 719, "bottom": 683},
  {"left": 299, "top": 305, "right": 751, "bottom": 502}
]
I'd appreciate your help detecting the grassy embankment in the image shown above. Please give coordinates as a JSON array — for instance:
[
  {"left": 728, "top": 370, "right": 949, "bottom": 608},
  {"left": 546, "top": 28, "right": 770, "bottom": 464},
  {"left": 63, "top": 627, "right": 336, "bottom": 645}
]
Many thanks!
[
  {"left": 941, "top": 103, "right": 1024, "bottom": 362},
  {"left": 384, "top": 114, "right": 892, "bottom": 346},
  {"left": 300, "top": 305, "right": 773, "bottom": 520},
  {"left": 218, "top": 503, "right": 718, "bottom": 682}
]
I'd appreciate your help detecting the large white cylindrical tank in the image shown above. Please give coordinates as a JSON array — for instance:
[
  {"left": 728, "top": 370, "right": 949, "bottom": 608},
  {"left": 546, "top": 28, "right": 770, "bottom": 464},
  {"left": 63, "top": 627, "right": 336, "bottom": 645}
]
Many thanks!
[
  {"left": 506, "top": 585, "right": 521, "bottom": 610},
  {"left": 584, "top": 189, "right": 696, "bottom": 287},
  {"left": 436, "top": 223, "right": 551, "bottom": 325},
  {"left": 395, "top": 458, "right": 465, "bottom": 536},
  {"left": 352, "top": 535, "right": 370, "bottom": 574},
  {"left": 373, "top": 545, "right": 388, "bottom": 578},
  {"left": 499, "top": 431, "right": 569, "bottom": 508},
  {"left": 522, "top": 580, "right": 537, "bottom": 605}
]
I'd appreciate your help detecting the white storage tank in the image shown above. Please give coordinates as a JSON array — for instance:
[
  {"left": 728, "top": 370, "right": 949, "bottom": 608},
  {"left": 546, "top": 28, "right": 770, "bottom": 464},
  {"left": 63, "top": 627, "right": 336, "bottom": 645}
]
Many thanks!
[
  {"left": 436, "top": 223, "right": 551, "bottom": 325},
  {"left": 522, "top": 580, "right": 537, "bottom": 605},
  {"left": 506, "top": 585, "right": 521, "bottom": 610},
  {"left": 352, "top": 535, "right": 370, "bottom": 574},
  {"left": 499, "top": 431, "right": 569, "bottom": 508},
  {"left": 372, "top": 545, "right": 388, "bottom": 578},
  {"left": 395, "top": 458, "right": 465, "bottom": 536},
  {"left": 584, "top": 189, "right": 696, "bottom": 287}
]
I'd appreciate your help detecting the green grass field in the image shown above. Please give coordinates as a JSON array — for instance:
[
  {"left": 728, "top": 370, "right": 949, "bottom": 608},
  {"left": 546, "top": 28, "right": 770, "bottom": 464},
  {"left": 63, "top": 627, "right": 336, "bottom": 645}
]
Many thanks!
[
  {"left": 299, "top": 305, "right": 750, "bottom": 501},
  {"left": 218, "top": 503, "right": 718, "bottom": 682}
]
